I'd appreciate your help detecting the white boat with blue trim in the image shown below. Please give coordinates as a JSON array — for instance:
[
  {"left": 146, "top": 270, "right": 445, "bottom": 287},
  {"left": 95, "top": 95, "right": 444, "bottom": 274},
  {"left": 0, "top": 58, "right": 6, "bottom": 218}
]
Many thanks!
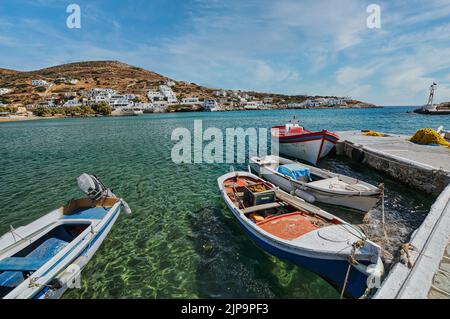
[
  {"left": 218, "top": 171, "right": 383, "bottom": 298},
  {"left": 0, "top": 174, "right": 131, "bottom": 299},
  {"left": 250, "top": 155, "right": 381, "bottom": 212}
]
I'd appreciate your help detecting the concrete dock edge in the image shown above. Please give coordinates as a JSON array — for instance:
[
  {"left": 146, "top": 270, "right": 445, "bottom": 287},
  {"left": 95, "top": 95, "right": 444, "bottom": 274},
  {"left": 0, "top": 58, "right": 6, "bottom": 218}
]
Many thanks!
[{"left": 374, "top": 183, "right": 450, "bottom": 299}]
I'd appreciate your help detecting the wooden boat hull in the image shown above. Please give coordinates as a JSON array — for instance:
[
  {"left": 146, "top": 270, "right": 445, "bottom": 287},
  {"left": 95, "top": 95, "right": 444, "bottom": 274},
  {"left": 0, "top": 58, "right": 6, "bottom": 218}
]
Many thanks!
[
  {"left": 250, "top": 157, "right": 380, "bottom": 212},
  {"left": 271, "top": 130, "right": 338, "bottom": 165},
  {"left": 218, "top": 171, "right": 383, "bottom": 298}
]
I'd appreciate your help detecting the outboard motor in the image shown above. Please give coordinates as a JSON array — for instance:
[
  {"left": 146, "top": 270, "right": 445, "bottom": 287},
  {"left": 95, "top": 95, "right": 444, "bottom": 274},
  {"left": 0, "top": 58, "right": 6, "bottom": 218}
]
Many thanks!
[{"left": 77, "top": 173, "right": 114, "bottom": 199}]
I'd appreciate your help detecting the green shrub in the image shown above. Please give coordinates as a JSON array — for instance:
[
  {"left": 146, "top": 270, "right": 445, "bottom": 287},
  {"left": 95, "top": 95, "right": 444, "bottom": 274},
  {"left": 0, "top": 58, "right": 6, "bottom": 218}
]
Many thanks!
[
  {"left": 35, "top": 86, "right": 47, "bottom": 93},
  {"left": 33, "top": 107, "right": 53, "bottom": 117},
  {"left": 80, "top": 106, "right": 95, "bottom": 115},
  {"left": 0, "top": 105, "right": 17, "bottom": 113},
  {"left": 92, "top": 102, "right": 112, "bottom": 115}
]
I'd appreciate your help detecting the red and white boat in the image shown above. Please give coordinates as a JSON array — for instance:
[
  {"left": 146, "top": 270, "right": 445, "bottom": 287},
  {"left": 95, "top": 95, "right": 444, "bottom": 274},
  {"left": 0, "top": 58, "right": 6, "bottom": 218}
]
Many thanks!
[{"left": 271, "top": 118, "right": 339, "bottom": 165}]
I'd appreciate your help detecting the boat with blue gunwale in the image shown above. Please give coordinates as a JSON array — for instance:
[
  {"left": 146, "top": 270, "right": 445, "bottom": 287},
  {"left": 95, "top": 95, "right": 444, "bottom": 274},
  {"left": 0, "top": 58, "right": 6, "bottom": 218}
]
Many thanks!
[
  {"left": 250, "top": 155, "right": 381, "bottom": 212},
  {"left": 218, "top": 171, "right": 383, "bottom": 298},
  {"left": 0, "top": 174, "right": 131, "bottom": 299}
]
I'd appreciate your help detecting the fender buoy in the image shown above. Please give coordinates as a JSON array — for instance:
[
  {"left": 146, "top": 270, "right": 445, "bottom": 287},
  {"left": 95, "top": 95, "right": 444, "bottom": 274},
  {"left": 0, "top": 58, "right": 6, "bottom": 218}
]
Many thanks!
[{"left": 351, "top": 148, "right": 365, "bottom": 163}]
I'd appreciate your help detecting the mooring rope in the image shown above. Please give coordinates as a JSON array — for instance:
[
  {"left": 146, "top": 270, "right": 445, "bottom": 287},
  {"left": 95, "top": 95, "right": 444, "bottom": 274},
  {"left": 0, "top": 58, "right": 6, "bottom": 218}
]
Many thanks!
[
  {"left": 379, "top": 183, "right": 388, "bottom": 241},
  {"left": 400, "top": 243, "right": 415, "bottom": 268},
  {"left": 340, "top": 240, "right": 365, "bottom": 299}
]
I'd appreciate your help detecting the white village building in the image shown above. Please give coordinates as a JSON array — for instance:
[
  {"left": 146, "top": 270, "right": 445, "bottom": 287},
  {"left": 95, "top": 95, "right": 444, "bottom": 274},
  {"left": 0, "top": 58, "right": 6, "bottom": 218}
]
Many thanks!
[
  {"left": 32, "top": 79, "right": 50, "bottom": 86},
  {"left": 203, "top": 99, "right": 219, "bottom": 110},
  {"left": 181, "top": 97, "right": 201, "bottom": 105},
  {"left": 147, "top": 90, "right": 163, "bottom": 101},
  {"left": 152, "top": 101, "right": 169, "bottom": 110},
  {"left": 243, "top": 101, "right": 262, "bottom": 109},
  {"left": 214, "top": 90, "right": 227, "bottom": 97},
  {"left": 0, "top": 88, "right": 11, "bottom": 95},
  {"left": 159, "top": 85, "right": 178, "bottom": 103},
  {"left": 263, "top": 97, "right": 273, "bottom": 104},
  {"left": 63, "top": 99, "right": 82, "bottom": 107}
]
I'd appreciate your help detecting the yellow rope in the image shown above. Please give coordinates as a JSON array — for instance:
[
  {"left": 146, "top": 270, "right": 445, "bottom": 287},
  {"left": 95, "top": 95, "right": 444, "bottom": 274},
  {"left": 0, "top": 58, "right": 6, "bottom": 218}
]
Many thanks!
[
  {"left": 363, "top": 130, "right": 385, "bottom": 137},
  {"left": 410, "top": 128, "right": 450, "bottom": 146}
]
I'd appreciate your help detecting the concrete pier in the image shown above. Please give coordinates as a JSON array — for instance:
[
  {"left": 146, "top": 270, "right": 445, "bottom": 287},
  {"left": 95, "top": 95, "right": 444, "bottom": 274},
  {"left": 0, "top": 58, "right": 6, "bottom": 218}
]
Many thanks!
[
  {"left": 335, "top": 131, "right": 450, "bottom": 196},
  {"left": 334, "top": 130, "right": 450, "bottom": 299},
  {"left": 374, "top": 184, "right": 450, "bottom": 299}
]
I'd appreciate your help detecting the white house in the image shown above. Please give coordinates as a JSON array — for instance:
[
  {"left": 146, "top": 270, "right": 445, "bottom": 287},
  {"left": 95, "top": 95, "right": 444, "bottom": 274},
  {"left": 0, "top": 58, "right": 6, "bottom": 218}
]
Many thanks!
[
  {"left": 326, "top": 98, "right": 346, "bottom": 106},
  {"left": 147, "top": 90, "right": 162, "bottom": 101},
  {"left": 203, "top": 99, "right": 218, "bottom": 110},
  {"left": 133, "top": 102, "right": 153, "bottom": 110},
  {"left": 63, "top": 99, "right": 82, "bottom": 107},
  {"left": 124, "top": 94, "right": 136, "bottom": 100},
  {"left": 38, "top": 100, "right": 57, "bottom": 108},
  {"left": 68, "top": 79, "right": 79, "bottom": 85},
  {"left": 159, "top": 85, "right": 178, "bottom": 103},
  {"left": 243, "top": 101, "right": 262, "bottom": 109},
  {"left": 110, "top": 98, "right": 133, "bottom": 109},
  {"left": 84, "top": 88, "right": 115, "bottom": 99},
  {"left": 181, "top": 97, "right": 201, "bottom": 105},
  {"left": 263, "top": 97, "right": 273, "bottom": 104},
  {"left": 32, "top": 79, "right": 50, "bottom": 86},
  {"left": 214, "top": 90, "right": 227, "bottom": 97},
  {"left": 0, "top": 88, "right": 11, "bottom": 95},
  {"left": 93, "top": 94, "right": 111, "bottom": 103},
  {"left": 152, "top": 101, "right": 169, "bottom": 109}
]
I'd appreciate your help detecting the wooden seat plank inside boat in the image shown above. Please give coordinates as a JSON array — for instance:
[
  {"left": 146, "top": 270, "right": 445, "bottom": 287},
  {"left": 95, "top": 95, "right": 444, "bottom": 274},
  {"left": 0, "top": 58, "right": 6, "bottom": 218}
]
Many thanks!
[
  {"left": 242, "top": 202, "right": 282, "bottom": 214},
  {"left": 256, "top": 212, "right": 324, "bottom": 240}
]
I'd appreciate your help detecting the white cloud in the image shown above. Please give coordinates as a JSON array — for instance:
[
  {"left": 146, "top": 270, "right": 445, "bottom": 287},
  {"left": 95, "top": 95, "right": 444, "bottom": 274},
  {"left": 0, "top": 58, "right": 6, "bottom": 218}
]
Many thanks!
[
  {"left": 336, "top": 66, "right": 376, "bottom": 85},
  {"left": 267, "top": 0, "right": 369, "bottom": 50}
]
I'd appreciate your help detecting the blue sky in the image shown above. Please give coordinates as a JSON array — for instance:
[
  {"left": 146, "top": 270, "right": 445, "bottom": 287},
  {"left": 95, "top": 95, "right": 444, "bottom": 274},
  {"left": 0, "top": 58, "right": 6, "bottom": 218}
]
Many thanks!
[{"left": 1, "top": 0, "right": 450, "bottom": 105}]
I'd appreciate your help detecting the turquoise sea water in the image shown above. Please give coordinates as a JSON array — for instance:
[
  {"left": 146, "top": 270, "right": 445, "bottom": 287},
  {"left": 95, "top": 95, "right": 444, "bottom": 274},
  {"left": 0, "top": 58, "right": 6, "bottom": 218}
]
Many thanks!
[{"left": 0, "top": 107, "right": 449, "bottom": 298}]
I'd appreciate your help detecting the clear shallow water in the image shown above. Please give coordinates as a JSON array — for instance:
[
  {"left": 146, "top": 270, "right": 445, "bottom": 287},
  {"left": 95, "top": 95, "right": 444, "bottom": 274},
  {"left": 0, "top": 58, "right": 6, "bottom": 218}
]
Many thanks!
[{"left": 0, "top": 107, "right": 448, "bottom": 298}]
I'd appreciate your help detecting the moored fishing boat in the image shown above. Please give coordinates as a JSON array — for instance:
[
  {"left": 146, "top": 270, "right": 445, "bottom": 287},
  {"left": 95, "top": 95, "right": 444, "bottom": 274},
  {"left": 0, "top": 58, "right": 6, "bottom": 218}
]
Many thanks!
[
  {"left": 0, "top": 174, "right": 131, "bottom": 299},
  {"left": 271, "top": 117, "right": 339, "bottom": 165},
  {"left": 250, "top": 155, "right": 381, "bottom": 212},
  {"left": 217, "top": 171, "right": 383, "bottom": 298}
]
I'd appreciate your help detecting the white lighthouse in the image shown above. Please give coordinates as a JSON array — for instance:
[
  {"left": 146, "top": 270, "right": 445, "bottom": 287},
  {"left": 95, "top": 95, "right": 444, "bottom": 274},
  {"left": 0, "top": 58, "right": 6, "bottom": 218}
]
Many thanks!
[{"left": 424, "top": 82, "right": 437, "bottom": 111}]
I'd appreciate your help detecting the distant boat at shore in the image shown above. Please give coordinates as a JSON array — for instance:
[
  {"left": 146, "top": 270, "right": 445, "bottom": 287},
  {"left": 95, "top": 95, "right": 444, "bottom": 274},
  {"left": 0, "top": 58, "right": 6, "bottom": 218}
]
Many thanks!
[{"left": 111, "top": 108, "right": 143, "bottom": 116}]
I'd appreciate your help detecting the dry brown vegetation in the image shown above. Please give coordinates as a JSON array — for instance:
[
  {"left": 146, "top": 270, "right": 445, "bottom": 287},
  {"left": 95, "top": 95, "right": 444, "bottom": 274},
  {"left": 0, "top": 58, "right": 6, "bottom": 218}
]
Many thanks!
[{"left": 0, "top": 60, "right": 373, "bottom": 109}]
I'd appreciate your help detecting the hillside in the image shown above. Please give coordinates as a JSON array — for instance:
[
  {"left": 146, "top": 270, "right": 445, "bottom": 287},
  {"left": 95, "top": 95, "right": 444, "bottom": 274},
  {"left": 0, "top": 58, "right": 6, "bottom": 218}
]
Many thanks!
[
  {"left": 0, "top": 60, "right": 375, "bottom": 110},
  {"left": 0, "top": 61, "right": 213, "bottom": 105}
]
